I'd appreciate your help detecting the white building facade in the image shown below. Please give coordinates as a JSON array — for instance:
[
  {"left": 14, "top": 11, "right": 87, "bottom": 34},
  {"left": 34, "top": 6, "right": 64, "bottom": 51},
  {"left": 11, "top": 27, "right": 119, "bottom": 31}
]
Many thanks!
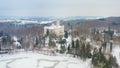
[{"left": 44, "top": 20, "right": 64, "bottom": 36}]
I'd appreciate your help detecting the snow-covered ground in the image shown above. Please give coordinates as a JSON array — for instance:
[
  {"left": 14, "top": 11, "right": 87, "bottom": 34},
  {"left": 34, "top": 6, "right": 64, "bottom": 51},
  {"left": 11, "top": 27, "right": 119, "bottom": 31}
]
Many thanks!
[
  {"left": 112, "top": 45, "right": 120, "bottom": 66},
  {"left": 0, "top": 52, "right": 91, "bottom": 68}
]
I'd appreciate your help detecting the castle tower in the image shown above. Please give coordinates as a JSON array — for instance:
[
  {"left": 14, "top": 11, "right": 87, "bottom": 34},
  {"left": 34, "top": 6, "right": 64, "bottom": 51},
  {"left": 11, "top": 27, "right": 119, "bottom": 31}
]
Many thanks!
[{"left": 56, "top": 19, "right": 60, "bottom": 26}]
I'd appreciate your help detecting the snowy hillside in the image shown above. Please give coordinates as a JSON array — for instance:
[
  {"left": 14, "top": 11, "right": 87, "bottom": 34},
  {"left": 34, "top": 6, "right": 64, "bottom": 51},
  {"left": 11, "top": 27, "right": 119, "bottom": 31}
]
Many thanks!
[{"left": 0, "top": 52, "right": 91, "bottom": 68}]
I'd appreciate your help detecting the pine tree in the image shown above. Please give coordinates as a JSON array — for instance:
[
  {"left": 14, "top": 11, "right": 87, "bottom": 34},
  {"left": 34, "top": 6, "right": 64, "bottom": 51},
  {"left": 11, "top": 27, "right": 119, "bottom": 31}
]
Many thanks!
[
  {"left": 80, "top": 42, "right": 86, "bottom": 60},
  {"left": 46, "top": 29, "right": 49, "bottom": 36},
  {"left": 34, "top": 37, "right": 39, "bottom": 47},
  {"left": 91, "top": 47, "right": 119, "bottom": 68},
  {"left": 49, "top": 37, "right": 56, "bottom": 47},
  {"left": 64, "top": 31, "right": 68, "bottom": 38},
  {"left": 67, "top": 45, "right": 70, "bottom": 53},
  {"left": 72, "top": 40, "right": 75, "bottom": 48},
  {"left": 86, "top": 43, "right": 91, "bottom": 58},
  {"left": 75, "top": 39, "right": 79, "bottom": 57},
  {"left": 60, "top": 45, "right": 66, "bottom": 53},
  {"left": 76, "top": 39, "right": 79, "bottom": 48}
]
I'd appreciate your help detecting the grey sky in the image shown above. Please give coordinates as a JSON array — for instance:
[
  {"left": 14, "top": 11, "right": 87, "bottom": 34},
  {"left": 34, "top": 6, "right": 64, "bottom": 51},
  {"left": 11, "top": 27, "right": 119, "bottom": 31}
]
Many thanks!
[{"left": 0, "top": 0, "right": 120, "bottom": 17}]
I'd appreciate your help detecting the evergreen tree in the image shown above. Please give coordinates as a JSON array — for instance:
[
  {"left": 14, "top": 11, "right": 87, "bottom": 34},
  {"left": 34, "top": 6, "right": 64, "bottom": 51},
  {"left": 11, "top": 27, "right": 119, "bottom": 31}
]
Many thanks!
[
  {"left": 67, "top": 45, "right": 70, "bottom": 53},
  {"left": 75, "top": 39, "right": 79, "bottom": 57},
  {"left": 91, "top": 47, "right": 119, "bottom": 68},
  {"left": 102, "top": 42, "right": 106, "bottom": 52},
  {"left": 2, "top": 35, "right": 11, "bottom": 45},
  {"left": 64, "top": 31, "right": 68, "bottom": 38},
  {"left": 59, "top": 39, "right": 66, "bottom": 44},
  {"left": 110, "top": 42, "right": 112, "bottom": 52},
  {"left": 60, "top": 45, "right": 66, "bottom": 53},
  {"left": 80, "top": 43, "right": 86, "bottom": 60},
  {"left": 49, "top": 37, "right": 56, "bottom": 47},
  {"left": 46, "top": 29, "right": 49, "bottom": 36},
  {"left": 34, "top": 37, "right": 39, "bottom": 47},
  {"left": 76, "top": 39, "right": 79, "bottom": 48},
  {"left": 72, "top": 40, "right": 75, "bottom": 48},
  {"left": 86, "top": 43, "right": 92, "bottom": 58}
]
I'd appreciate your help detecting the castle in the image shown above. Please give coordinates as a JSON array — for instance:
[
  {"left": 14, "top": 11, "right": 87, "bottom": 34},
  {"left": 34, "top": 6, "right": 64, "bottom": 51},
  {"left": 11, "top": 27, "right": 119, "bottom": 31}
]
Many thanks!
[{"left": 44, "top": 20, "right": 64, "bottom": 36}]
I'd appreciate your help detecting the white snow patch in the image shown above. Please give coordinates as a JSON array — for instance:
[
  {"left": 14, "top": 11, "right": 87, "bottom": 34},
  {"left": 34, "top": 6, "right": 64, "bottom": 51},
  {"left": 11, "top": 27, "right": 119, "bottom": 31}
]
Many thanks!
[
  {"left": 0, "top": 52, "right": 91, "bottom": 68},
  {"left": 112, "top": 45, "right": 120, "bottom": 66}
]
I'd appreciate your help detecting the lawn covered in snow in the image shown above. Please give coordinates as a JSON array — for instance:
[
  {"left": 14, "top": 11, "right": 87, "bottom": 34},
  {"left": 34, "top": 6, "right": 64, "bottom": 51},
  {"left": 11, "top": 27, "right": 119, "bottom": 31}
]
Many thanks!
[
  {"left": 0, "top": 52, "right": 91, "bottom": 68},
  {"left": 1, "top": 45, "right": 120, "bottom": 68},
  {"left": 112, "top": 45, "right": 120, "bottom": 66}
]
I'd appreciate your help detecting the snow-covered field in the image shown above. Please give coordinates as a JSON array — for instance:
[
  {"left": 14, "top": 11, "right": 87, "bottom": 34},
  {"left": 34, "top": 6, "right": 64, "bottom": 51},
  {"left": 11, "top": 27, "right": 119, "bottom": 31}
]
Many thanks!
[
  {"left": 112, "top": 45, "right": 120, "bottom": 66},
  {"left": 1, "top": 45, "right": 120, "bottom": 68},
  {"left": 0, "top": 52, "right": 91, "bottom": 68}
]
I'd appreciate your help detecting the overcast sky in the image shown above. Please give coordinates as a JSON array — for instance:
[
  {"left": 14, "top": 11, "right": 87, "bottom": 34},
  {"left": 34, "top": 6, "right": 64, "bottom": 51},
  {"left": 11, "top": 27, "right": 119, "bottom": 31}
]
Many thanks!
[{"left": 0, "top": 0, "right": 120, "bottom": 17}]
